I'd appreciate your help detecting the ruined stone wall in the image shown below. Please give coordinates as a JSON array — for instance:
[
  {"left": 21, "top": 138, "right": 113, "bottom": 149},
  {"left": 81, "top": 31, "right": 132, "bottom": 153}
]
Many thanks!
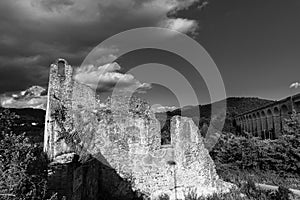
[
  {"left": 70, "top": 108, "right": 233, "bottom": 199},
  {"left": 44, "top": 59, "right": 73, "bottom": 160},
  {"left": 44, "top": 59, "right": 234, "bottom": 199},
  {"left": 44, "top": 59, "right": 97, "bottom": 160}
]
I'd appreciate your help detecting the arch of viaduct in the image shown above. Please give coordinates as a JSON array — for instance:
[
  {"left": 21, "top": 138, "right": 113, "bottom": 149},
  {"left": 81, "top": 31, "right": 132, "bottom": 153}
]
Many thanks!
[{"left": 234, "top": 94, "right": 300, "bottom": 139}]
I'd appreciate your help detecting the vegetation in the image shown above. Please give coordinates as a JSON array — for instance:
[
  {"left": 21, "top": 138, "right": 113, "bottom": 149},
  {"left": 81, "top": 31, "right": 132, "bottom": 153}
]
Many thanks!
[
  {"left": 205, "top": 112, "right": 300, "bottom": 199},
  {"left": 0, "top": 109, "right": 48, "bottom": 200},
  {"left": 157, "top": 181, "right": 295, "bottom": 200},
  {"left": 183, "top": 179, "right": 294, "bottom": 200}
]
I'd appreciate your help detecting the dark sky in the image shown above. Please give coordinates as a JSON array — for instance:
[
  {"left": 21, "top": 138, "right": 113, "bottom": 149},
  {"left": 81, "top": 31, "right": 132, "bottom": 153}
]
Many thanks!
[
  {"left": 193, "top": 0, "right": 300, "bottom": 101},
  {"left": 1, "top": 0, "right": 300, "bottom": 107}
]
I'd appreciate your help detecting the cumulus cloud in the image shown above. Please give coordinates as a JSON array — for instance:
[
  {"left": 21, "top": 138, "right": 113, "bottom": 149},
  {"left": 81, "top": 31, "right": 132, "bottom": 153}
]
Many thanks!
[
  {"left": 0, "top": 0, "right": 199, "bottom": 93},
  {"left": 151, "top": 104, "right": 177, "bottom": 113},
  {"left": 0, "top": 86, "right": 47, "bottom": 109},
  {"left": 161, "top": 18, "right": 199, "bottom": 34},
  {"left": 1, "top": 96, "right": 47, "bottom": 110},
  {"left": 74, "top": 62, "right": 152, "bottom": 93}
]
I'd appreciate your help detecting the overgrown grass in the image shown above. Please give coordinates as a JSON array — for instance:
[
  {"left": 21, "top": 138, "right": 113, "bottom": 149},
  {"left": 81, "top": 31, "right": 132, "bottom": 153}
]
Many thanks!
[
  {"left": 216, "top": 166, "right": 300, "bottom": 190},
  {"left": 158, "top": 177, "right": 296, "bottom": 200}
]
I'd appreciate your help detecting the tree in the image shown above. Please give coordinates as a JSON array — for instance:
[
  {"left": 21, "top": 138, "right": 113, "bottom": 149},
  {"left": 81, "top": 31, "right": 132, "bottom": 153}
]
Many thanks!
[{"left": 0, "top": 109, "right": 48, "bottom": 200}]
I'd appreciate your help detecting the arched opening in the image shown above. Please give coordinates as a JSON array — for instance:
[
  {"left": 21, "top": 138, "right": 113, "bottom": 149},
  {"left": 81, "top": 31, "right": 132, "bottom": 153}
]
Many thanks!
[
  {"left": 281, "top": 104, "right": 289, "bottom": 132},
  {"left": 267, "top": 109, "right": 272, "bottom": 116},
  {"left": 252, "top": 113, "right": 257, "bottom": 136},
  {"left": 261, "top": 111, "right": 267, "bottom": 140},
  {"left": 235, "top": 118, "right": 241, "bottom": 134},
  {"left": 242, "top": 116, "right": 246, "bottom": 131},
  {"left": 245, "top": 116, "right": 249, "bottom": 132},
  {"left": 274, "top": 107, "right": 279, "bottom": 115},
  {"left": 273, "top": 107, "right": 280, "bottom": 138},
  {"left": 266, "top": 109, "right": 274, "bottom": 139},
  {"left": 161, "top": 118, "right": 171, "bottom": 145},
  {"left": 57, "top": 59, "right": 66, "bottom": 78},
  {"left": 249, "top": 115, "right": 253, "bottom": 133},
  {"left": 281, "top": 104, "right": 289, "bottom": 115},
  {"left": 256, "top": 112, "right": 261, "bottom": 137}
]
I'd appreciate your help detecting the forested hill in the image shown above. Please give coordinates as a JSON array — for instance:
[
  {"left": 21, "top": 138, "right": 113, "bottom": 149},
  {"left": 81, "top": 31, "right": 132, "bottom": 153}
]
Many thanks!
[
  {"left": 167, "top": 97, "right": 274, "bottom": 119},
  {"left": 154, "top": 97, "right": 274, "bottom": 133},
  {"left": 214, "top": 97, "right": 274, "bottom": 117}
]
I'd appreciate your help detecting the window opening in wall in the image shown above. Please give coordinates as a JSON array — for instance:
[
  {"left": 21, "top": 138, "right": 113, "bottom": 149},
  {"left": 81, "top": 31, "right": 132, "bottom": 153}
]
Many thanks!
[
  {"left": 57, "top": 60, "right": 66, "bottom": 78},
  {"left": 160, "top": 118, "right": 171, "bottom": 145}
]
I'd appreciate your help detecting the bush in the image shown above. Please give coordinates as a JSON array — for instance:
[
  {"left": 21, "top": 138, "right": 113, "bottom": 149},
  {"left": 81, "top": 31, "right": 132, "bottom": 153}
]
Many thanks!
[
  {"left": 210, "top": 121, "right": 300, "bottom": 174},
  {"left": 0, "top": 109, "right": 48, "bottom": 200},
  {"left": 208, "top": 112, "right": 300, "bottom": 196},
  {"left": 181, "top": 178, "right": 294, "bottom": 200}
]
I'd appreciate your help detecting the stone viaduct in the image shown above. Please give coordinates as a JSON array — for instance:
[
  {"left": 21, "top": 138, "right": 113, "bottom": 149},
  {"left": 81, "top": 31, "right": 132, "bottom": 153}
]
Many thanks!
[{"left": 234, "top": 94, "right": 300, "bottom": 139}]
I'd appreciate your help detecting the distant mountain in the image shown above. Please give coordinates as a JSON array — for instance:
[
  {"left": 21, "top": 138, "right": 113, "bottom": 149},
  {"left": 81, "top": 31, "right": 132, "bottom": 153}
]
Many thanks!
[
  {"left": 0, "top": 86, "right": 47, "bottom": 110},
  {"left": 169, "top": 97, "right": 273, "bottom": 118},
  {"left": 155, "top": 97, "right": 274, "bottom": 132}
]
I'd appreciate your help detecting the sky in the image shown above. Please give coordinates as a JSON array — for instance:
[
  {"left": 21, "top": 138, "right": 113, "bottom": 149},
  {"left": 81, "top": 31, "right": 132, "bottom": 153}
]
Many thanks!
[{"left": 1, "top": 0, "right": 300, "bottom": 109}]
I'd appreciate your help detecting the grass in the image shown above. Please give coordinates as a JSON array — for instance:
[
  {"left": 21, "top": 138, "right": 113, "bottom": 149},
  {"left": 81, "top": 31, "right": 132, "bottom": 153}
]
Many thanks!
[
  {"left": 157, "top": 178, "right": 296, "bottom": 200},
  {"left": 216, "top": 165, "right": 300, "bottom": 190}
]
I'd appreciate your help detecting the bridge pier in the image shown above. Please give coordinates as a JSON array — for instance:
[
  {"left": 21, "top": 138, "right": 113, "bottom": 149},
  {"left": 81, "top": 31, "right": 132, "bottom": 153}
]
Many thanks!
[
  {"left": 252, "top": 115, "right": 257, "bottom": 136},
  {"left": 266, "top": 110, "right": 274, "bottom": 139},
  {"left": 256, "top": 113, "right": 261, "bottom": 137},
  {"left": 273, "top": 107, "right": 281, "bottom": 139},
  {"left": 261, "top": 112, "right": 267, "bottom": 139},
  {"left": 246, "top": 117, "right": 250, "bottom": 132},
  {"left": 243, "top": 119, "right": 246, "bottom": 131}
]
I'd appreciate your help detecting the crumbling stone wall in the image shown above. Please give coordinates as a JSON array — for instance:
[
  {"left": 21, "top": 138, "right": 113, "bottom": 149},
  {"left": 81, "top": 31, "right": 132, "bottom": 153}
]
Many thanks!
[
  {"left": 44, "top": 59, "right": 74, "bottom": 159},
  {"left": 44, "top": 59, "right": 96, "bottom": 160},
  {"left": 44, "top": 59, "right": 234, "bottom": 199},
  {"left": 82, "top": 114, "right": 233, "bottom": 199}
]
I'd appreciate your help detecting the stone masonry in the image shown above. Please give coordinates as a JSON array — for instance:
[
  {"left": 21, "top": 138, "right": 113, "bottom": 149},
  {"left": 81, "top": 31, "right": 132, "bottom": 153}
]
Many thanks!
[
  {"left": 44, "top": 59, "right": 234, "bottom": 200},
  {"left": 235, "top": 94, "right": 300, "bottom": 139}
]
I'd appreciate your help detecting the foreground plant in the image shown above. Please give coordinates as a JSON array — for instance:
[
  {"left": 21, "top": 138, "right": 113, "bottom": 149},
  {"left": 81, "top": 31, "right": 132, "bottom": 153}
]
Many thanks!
[{"left": 0, "top": 109, "right": 48, "bottom": 200}]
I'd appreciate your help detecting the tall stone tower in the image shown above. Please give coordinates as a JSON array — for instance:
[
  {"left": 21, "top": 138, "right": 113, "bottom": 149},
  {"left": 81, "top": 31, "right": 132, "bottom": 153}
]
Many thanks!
[
  {"left": 44, "top": 59, "right": 98, "bottom": 199},
  {"left": 44, "top": 58, "right": 75, "bottom": 161}
]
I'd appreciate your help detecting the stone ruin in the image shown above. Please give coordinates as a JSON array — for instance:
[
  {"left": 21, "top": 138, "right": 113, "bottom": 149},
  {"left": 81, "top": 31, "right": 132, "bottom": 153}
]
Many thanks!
[{"left": 44, "top": 59, "right": 234, "bottom": 200}]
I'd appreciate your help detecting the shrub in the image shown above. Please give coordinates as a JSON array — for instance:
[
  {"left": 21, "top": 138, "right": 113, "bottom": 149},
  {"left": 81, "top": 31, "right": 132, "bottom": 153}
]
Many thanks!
[
  {"left": 210, "top": 123, "right": 300, "bottom": 174},
  {"left": 183, "top": 178, "right": 294, "bottom": 200},
  {"left": 0, "top": 109, "right": 48, "bottom": 200}
]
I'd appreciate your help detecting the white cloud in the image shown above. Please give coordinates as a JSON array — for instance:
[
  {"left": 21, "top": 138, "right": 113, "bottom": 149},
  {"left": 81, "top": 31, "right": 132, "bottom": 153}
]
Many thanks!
[
  {"left": 151, "top": 104, "right": 177, "bottom": 113},
  {"left": 74, "top": 62, "right": 151, "bottom": 93},
  {"left": 0, "top": 85, "right": 47, "bottom": 109},
  {"left": 161, "top": 18, "right": 199, "bottom": 34},
  {"left": 1, "top": 95, "right": 47, "bottom": 110},
  {"left": 5, "top": 0, "right": 199, "bottom": 32},
  {"left": 75, "top": 62, "right": 120, "bottom": 75},
  {"left": 290, "top": 82, "right": 300, "bottom": 89}
]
